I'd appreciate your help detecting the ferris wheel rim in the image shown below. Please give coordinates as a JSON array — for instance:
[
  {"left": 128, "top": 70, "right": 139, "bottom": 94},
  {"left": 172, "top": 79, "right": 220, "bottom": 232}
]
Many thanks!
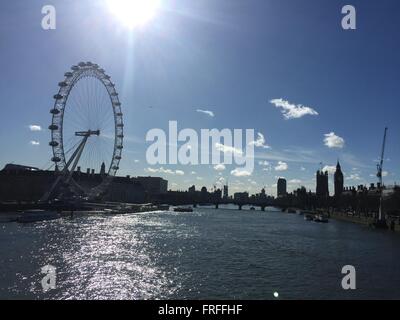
[{"left": 48, "top": 62, "right": 124, "bottom": 198}]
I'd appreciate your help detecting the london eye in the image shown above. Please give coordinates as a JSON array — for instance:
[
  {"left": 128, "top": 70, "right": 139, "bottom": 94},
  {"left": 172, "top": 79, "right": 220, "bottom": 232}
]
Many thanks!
[{"left": 43, "top": 62, "right": 123, "bottom": 201}]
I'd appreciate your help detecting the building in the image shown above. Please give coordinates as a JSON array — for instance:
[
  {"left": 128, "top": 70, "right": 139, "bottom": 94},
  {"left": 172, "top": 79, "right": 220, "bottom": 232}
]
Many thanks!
[
  {"left": 104, "top": 177, "right": 146, "bottom": 203},
  {"left": 334, "top": 161, "right": 344, "bottom": 197},
  {"left": 316, "top": 170, "right": 329, "bottom": 198},
  {"left": 234, "top": 192, "right": 249, "bottom": 202},
  {"left": 188, "top": 185, "right": 196, "bottom": 193},
  {"left": 277, "top": 178, "right": 287, "bottom": 197},
  {"left": 223, "top": 185, "right": 229, "bottom": 199},
  {"left": 132, "top": 176, "right": 168, "bottom": 195},
  {"left": 0, "top": 163, "right": 146, "bottom": 203},
  {"left": 100, "top": 162, "right": 106, "bottom": 176}
]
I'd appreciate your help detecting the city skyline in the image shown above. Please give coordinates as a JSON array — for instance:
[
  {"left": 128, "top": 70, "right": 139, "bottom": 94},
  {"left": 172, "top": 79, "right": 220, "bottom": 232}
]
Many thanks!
[{"left": 1, "top": 0, "right": 400, "bottom": 197}]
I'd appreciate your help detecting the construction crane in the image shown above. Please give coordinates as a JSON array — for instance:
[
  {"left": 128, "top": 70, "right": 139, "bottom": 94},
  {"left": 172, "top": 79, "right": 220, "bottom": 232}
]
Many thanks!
[{"left": 376, "top": 127, "right": 388, "bottom": 222}]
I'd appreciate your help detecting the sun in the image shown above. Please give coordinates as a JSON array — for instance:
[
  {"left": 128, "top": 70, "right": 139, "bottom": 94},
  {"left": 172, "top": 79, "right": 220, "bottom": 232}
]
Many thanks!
[{"left": 107, "top": 0, "right": 160, "bottom": 29}]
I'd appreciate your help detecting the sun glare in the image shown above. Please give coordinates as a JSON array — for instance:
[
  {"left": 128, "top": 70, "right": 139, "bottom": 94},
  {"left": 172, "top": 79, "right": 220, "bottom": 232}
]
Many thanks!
[{"left": 107, "top": 0, "right": 160, "bottom": 29}]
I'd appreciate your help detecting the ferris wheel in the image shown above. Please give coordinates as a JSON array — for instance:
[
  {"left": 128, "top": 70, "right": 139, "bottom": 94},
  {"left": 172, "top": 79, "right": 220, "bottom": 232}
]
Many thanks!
[{"left": 42, "top": 62, "right": 123, "bottom": 201}]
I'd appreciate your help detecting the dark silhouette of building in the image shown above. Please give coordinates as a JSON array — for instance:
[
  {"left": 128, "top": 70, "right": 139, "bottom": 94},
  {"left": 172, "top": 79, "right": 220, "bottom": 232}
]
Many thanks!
[
  {"left": 223, "top": 185, "right": 229, "bottom": 199},
  {"left": 334, "top": 161, "right": 344, "bottom": 197},
  {"left": 100, "top": 162, "right": 106, "bottom": 176},
  {"left": 0, "top": 163, "right": 146, "bottom": 203},
  {"left": 277, "top": 178, "right": 287, "bottom": 197},
  {"left": 132, "top": 176, "right": 168, "bottom": 195},
  {"left": 188, "top": 185, "right": 196, "bottom": 193},
  {"left": 234, "top": 192, "right": 249, "bottom": 202},
  {"left": 316, "top": 170, "right": 329, "bottom": 198}
]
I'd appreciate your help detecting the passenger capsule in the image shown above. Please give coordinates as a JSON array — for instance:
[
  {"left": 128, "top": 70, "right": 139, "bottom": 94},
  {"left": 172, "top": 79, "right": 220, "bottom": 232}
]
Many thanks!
[
  {"left": 51, "top": 157, "right": 61, "bottom": 162},
  {"left": 49, "top": 141, "right": 59, "bottom": 147},
  {"left": 49, "top": 124, "right": 59, "bottom": 130},
  {"left": 53, "top": 94, "right": 63, "bottom": 100},
  {"left": 78, "top": 62, "right": 86, "bottom": 67},
  {"left": 71, "top": 65, "right": 79, "bottom": 71},
  {"left": 116, "top": 123, "right": 124, "bottom": 128},
  {"left": 58, "top": 82, "right": 68, "bottom": 87},
  {"left": 50, "top": 109, "right": 60, "bottom": 115},
  {"left": 64, "top": 72, "right": 73, "bottom": 77},
  {"left": 113, "top": 102, "right": 121, "bottom": 106}
]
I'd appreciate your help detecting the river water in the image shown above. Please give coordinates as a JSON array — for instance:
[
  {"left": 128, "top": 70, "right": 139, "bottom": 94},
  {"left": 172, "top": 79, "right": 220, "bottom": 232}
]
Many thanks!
[{"left": 1, "top": 206, "right": 399, "bottom": 300}]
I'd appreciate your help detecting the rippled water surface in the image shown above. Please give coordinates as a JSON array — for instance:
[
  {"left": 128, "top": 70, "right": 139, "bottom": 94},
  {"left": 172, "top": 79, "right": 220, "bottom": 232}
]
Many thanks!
[{"left": 1, "top": 207, "right": 400, "bottom": 299}]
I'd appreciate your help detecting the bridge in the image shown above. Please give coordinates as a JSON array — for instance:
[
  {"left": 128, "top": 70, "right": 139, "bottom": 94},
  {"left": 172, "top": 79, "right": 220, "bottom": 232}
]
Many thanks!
[{"left": 152, "top": 198, "right": 282, "bottom": 211}]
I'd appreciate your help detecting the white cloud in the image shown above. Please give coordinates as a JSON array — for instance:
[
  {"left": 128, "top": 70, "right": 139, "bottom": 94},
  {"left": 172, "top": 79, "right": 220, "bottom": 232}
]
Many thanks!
[
  {"left": 270, "top": 98, "right": 319, "bottom": 120},
  {"left": 145, "top": 167, "right": 185, "bottom": 176},
  {"left": 249, "top": 133, "right": 270, "bottom": 149},
  {"left": 214, "top": 164, "right": 226, "bottom": 171},
  {"left": 348, "top": 173, "right": 361, "bottom": 181},
  {"left": 196, "top": 109, "right": 215, "bottom": 117},
  {"left": 231, "top": 168, "right": 252, "bottom": 177},
  {"left": 382, "top": 171, "right": 389, "bottom": 177},
  {"left": 30, "top": 140, "right": 40, "bottom": 146},
  {"left": 134, "top": 159, "right": 140, "bottom": 163},
  {"left": 322, "top": 165, "right": 336, "bottom": 174},
  {"left": 248, "top": 179, "right": 257, "bottom": 185},
  {"left": 191, "top": 171, "right": 196, "bottom": 175},
  {"left": 324, "top": 132, "right": 345, "bottom": 149},
  {"left": 259, "top": 160, "right": 270, "bottom": 166},
  {"left": 289, "top": 179, "right": 302, "bottom": 184},
  {"left": 215, "top": 143, "right": 243, "bottom": 156},
  {"left": 300, "top": 167, "right": 306, "bottom": 171},
  {"left": 29, "top": 125, "right": 42, "bottom": 131},
  {"left": 274, "top": 161, "right": 288, "bottom": 171}
]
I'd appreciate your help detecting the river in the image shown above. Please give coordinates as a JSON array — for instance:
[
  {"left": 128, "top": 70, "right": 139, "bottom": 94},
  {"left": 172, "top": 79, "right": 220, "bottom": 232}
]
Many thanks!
[{"left": 1, "top": 205, "right": 399, "bottom": 299}]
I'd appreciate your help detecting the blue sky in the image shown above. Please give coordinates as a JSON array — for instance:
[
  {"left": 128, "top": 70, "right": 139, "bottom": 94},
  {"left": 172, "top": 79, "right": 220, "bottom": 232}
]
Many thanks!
[{"left": 1, "top": 0, "right": 400, "bottom": 196}]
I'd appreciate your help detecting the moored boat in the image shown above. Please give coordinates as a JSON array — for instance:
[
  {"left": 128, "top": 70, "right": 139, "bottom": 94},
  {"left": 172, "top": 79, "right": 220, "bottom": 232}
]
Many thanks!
[
  {"left": 304, "top": 214, "right": 314, "bottom": 221},
  {"left": 314, "top": 214, "right": 329, "bottom": 223},
  {"left": 174, "top": 207, "right": 193, "bottom": 213}
]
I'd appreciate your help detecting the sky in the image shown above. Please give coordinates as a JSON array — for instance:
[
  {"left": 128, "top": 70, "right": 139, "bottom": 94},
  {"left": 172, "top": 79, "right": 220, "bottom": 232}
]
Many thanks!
[{"left": 1, "top": 0, "right": 400, "bottom": 197}]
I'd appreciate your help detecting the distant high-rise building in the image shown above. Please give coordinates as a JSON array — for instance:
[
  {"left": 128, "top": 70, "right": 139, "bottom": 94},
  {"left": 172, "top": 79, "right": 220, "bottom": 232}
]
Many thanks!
[
  {"left": 334, "top": 161, "right": 344, "bottom": 197},
  {"left": 277, "top": 178, "right": 287, "bottom": 197},
  {"left": 188, "top": 185, "right": 196, "bottom": 193},
  {"left": 223, "top": 185, "right": 228, "bottom": 199},
  {"left": 100, "top": 162, "right": 106, "bottom": 176},
  {"left": 316, "top": 170, "right": 329, "bottom": 198}
]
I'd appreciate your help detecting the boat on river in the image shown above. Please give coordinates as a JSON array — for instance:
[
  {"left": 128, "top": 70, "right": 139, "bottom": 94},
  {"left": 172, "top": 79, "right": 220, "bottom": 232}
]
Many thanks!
[
  {"left": 304, "top": 214, "right": 314, "bottom": 221},
  {"left": 174, "top": 207, "right": 193, "bottom": 213},
  {"left": 314, "top": 214, "right": 329, "bottom": 223}
]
